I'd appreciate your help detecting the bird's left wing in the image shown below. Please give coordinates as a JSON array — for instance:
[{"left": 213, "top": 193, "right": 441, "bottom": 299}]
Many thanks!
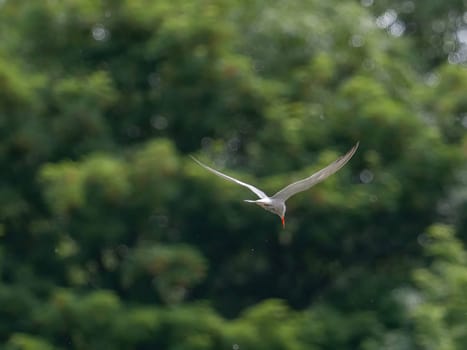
[
  {"left": 190, "top": 156, "right": 268, "bottom": 199},
  {"left": 271, "top": 142, "right": 359, "bottom": 201}
]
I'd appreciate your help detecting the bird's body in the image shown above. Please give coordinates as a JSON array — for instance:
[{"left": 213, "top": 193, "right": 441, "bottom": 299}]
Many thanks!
[
  {"left": 191, "top": 142, "right": 359, "bottom": 227},
  {"left": 244, "top": 197, "right": 286, "bottom": 222}
]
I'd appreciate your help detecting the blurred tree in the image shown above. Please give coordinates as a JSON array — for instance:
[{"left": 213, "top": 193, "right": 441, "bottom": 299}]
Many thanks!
[
  {"left": 0, "top": 0, "right": 466, "bottom": 349},
  {"left": 366, "top": 0, "right": 467, "bottom": 68},
  {"left": 365, "top": 224, "right": 467, "bottom": 350},
  {"left": 408, "top": 224, "right": 467, "bottom": 349}
]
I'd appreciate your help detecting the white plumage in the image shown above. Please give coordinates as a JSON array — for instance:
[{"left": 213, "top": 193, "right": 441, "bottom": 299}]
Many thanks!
[{"left": 191, "top": 142, "right": 359, "bottom": 227}]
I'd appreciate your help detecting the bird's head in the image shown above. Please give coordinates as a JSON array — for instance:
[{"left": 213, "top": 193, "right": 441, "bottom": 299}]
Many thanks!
[{"left": 245, "top": 199, "right": 286, "bottom": 228}]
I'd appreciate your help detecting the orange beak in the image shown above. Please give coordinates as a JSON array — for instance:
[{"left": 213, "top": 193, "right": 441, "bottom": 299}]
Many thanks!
[{"left": 281, "top": 216, "right": 285, "bottom": 228}]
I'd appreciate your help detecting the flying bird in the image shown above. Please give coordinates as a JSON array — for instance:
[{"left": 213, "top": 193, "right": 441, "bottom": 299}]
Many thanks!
[{"left": 191, "top": 142, "right": 359, "bottom": 228}]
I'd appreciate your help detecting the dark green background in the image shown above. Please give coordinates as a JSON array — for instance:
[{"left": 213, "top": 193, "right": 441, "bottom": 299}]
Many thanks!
[{"left": 1, "top": 0, "right": 467, "bottom": 349}]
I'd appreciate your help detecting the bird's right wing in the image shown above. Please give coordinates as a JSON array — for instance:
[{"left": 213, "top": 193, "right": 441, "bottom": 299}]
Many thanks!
[
  {"left": 272, "top": 142, "right": 359, "bottom": 201},
  {"left": 190, "top": 156, "right": 268, "bottom": 199}
]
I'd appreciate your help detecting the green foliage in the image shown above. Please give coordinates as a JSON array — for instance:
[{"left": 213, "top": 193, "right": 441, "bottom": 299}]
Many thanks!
[
  {"left": 6, "top": 333, "right": 57, "bottom": 350},
  {"left": 409, "top": 225, "right": 467, "bottom": 349},
  {"left": 378, "top": 225, "right": 467, "bottom": 350},
  {"left": 122, "top": 244, "right": 207, "bottom": 304},
  {"left": 367, "top": 0, "right": 466, "bottom": 67},
  {"left": 1, "top": 0, "right": 466, "bottom": 348}
]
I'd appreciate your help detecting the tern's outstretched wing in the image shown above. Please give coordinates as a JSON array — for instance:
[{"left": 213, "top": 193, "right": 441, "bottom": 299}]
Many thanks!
[
  {"left": 271, "top": 142, "right": 359, "bottom": 201},
  {"left": 190, "top": 156, "right": 267, "bottom": 199}
]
